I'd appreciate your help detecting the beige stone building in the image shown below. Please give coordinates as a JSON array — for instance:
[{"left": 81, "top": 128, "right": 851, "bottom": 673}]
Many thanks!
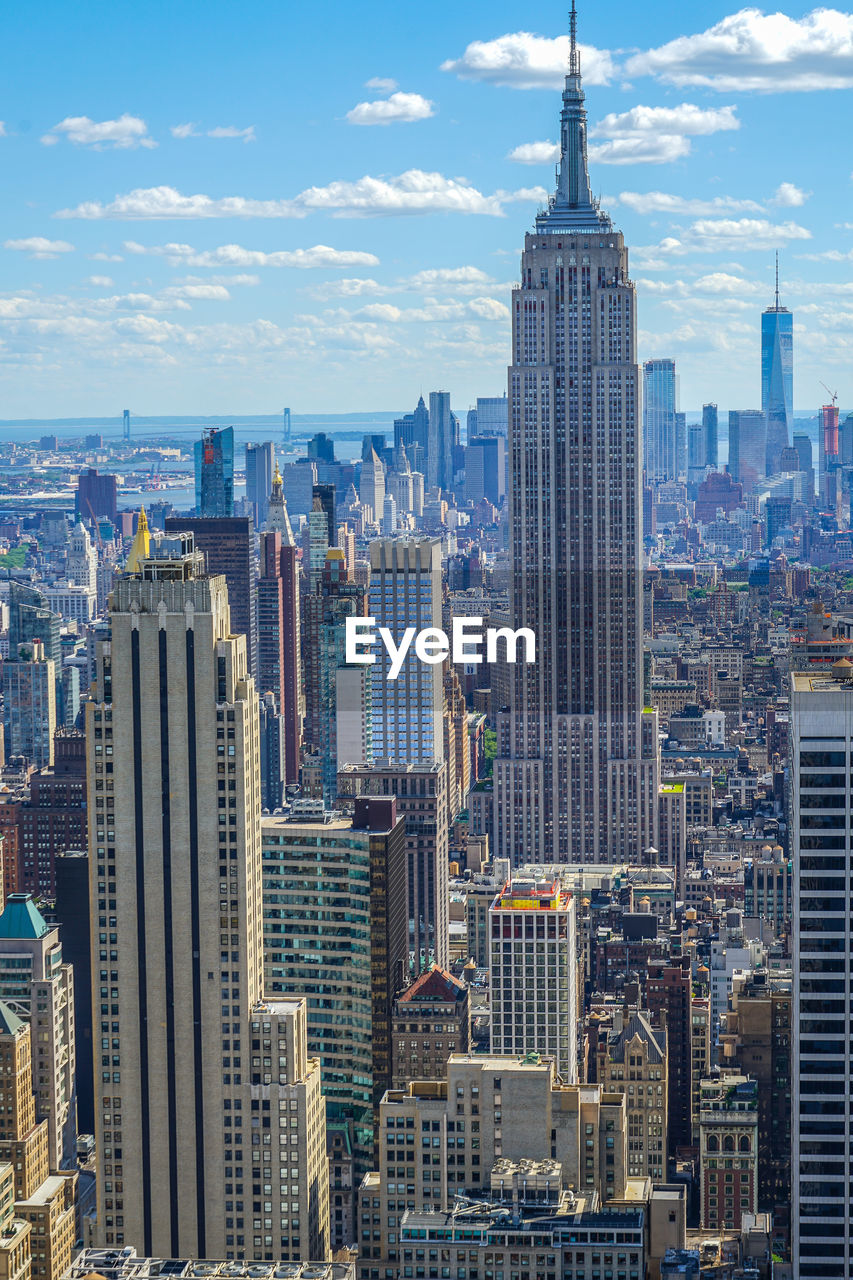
[
  {"left": 358, "top": 1053, "right": 628, "bottom": 1278},
  {"left": 86, "top": 531, "right": 328, "bottom": 1262},
  {"left": 595, "top": 1011, "right": 668, "bottom": 1183}
]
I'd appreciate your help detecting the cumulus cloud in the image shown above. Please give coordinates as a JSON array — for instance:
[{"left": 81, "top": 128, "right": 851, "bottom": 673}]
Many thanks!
[
  {"left": 41, "top": 114, "right": 156, "bottom": 149},
  {"left": 122, "top": 241, "right": 379, "bottom": 268},
  {"left": 612, "top": 191, "right": 763, "bottom": 215},
  {"left": 90, "top": 251, "right": 124, "bottom": 261},
  {"left": 57, "top": 171, "right": 541, "bottom": 220},
  {"left": 346, "top": 92, "right": 435, "bottom": 125},
  {"left": 510, "top": 104, "right": 738, "bottom": 167},
  {"left": 507, "top": 141, "right": 560, "bottom": 165},
  {"left": 406, "top": 266, "right": 496, "bottom": 290},
  {"left": 86, "top": 275, "right": 114, "bottom": 287},
  {"left": 589, "top": 102, "right": 738, "bottom": 164},
  {"left": 365, "top": 77, "right": 398, "bottom": 93},
  {"left": 441, "top": 31, "right": 614, "bottom": 89},
  {"left": 5, "top": 236, "right": 75, "bottom": 259},
  {"left": 625, "top": 7, "right": 853, "bottom": 92},
  {"left": 171, "top": 123, "right": 198, "bottom": 138},
  {"left": 641, "top": 218, "right": 812, "bottom": 257},
  {"left": 771, "top": 181, "right": 811, "bottom": 206}
]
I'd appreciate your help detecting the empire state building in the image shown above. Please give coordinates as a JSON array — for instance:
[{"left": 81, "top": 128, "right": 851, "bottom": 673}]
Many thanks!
[{"left": 494, "top": 5, "right": 659, "bottom": 863}]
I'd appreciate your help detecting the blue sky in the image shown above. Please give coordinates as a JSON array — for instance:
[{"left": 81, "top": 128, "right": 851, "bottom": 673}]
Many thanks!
[{"left": 1, "top": 0, "right": 851, "bottom": 418}]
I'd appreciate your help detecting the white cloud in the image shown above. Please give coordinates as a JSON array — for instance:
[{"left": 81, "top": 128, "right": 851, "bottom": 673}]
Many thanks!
[
  {"left": 612, "top": 191, "right": 763, "bottom": 215},
  {"left": 642, "top": 217, "right": 813, "bottom": 257},
  {"left": 590, "top": 135, "right": 692, "bottom": 165},
  {"left": 313, "top": 277, "right": 387, "bottom": 298},
  {"left": 626, "top": 7, "right": 853, "bottom": 92},
  {"left": 507, "top": 140, "right": 559, "bottom": 165},
  {"left": 207, "top": 125, "right": 256, "bottom": 141},
  {"left": 86, "top": 275, "right": 114, "bottom": 287},
  {"left": 0, "top": 123, "right": 6, "bottom": 137},
  {"left": 122, "top": 241, "right": 380, "bottom": 268},
  {"left": 441, "top": 31, "right": 615, "bottom": 89},
  {"left": 590, "top": 102, "right": 738, "bottom": 164},
  {"left": 346, "top": 92, "right": 434, "bottom": 125},
  {"left": 41, "top": 114, "right": 156, "bottom": 149},
  {"left": 58, "top": 171, "right": 540, "bottom": 220},
  {"left": 511, "top": 103, "right": 739, "bottom": 167},
  {"left": 365, "top": 77, "right": 398, "bottom": 93},
  {"left": 407, "top": 266, "right": 496, "bottom": 290},
  {"left": 598, "top": 102, "right": 740, "bottom": 138},
  {"left": 771, "top": 181, "right": 810, "bottom": 207},
  {"left": 90, "top": 251, "right": 124, "bottom": 262},
  {"left": 172, "top": 123, "right": 256, "bottom": 141},
  {"left": 163, "top": 283, "right": 231, "bottom": 301},
  {"left": 5, "top": 236, "right": 75, "bottom": 259}
]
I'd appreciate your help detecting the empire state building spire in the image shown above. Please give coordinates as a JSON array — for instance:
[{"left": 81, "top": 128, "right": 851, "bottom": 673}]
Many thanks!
[{"left": 538, "top": 1, "right": 609, "bottom": 232}]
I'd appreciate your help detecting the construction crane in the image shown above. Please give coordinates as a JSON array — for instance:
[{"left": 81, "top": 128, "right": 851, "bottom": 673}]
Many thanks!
[{"left": 820, "top": 381, "right": 838, "bottom": 407}]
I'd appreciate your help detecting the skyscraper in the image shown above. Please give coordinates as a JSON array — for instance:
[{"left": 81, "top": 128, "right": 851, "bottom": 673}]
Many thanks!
[
  {"left": 245, "top": 441, "right": 275, "bottom": 529},
  {"left": 762, "top": 256, "right": 793, "bottom": 476},
  {"left": 367, "top": 538, "right": 444, "bottom": 766},
  {"left": 194, "top": 426, "right": 234, "bottom": 517},
  {"left": 257, "top": 521, "right": 302, "bottom": 788},
  {"left": 1, "top": 640, "right": 57, "bottom": 770},
  {"left": 494, "top": 7, "right": 658, "bottom": 863},
  {"left": 790, "top": 667, "right": 853, "bottom": 1277},
  {"left": 643, "top": 359, "right": 678, "bottom": 483},
  {"left": 165, "top": 516, "right": 257, "bottom": 677},
  {"left": 86, "top": 531, "right": 329, "bottom": 1260},
  {"left": 703, "top": 403, "right": 719, "bottom": 469},
  {"left": 727, "top": 410, "right": 766, "bottom": 493},
  {"left": 427, "top": 391, "right": 453, "bottom": 493}
]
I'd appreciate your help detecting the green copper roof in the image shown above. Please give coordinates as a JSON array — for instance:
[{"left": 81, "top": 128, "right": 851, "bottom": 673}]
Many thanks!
[
  {"left": 0, "top": 1000, "right": 25, "bottom": 1037},
  {"left": 0, "top": 894, "right": 50, "bottom": 940}
]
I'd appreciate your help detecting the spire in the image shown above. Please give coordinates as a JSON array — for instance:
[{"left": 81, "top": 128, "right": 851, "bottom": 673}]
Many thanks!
[
  {"left": 775, "top": 250, "right": 780, "bottom": 309},
  {"left": 126, "top": 506, "right": 150, "bottom": 574},
  {"left": 536, "top": 1, "right": 608, "bottom": 232}
]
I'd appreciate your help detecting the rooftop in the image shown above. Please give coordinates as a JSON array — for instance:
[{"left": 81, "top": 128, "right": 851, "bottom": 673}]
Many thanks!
[
  {"left": 64, "top": 1254, "right": 353, "bottom": 1280},
  {"left": 0, "top": 893, "right": 50, "bottom": 940}
]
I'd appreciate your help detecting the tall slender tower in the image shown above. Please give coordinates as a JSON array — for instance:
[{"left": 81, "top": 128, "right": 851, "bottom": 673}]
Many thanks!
[
  {"left": 761, "top": 253, "right": 793, "bottom": 475},
  {"left": 494, "top": 3, "right": 658, "bottom": 863},
  {"left": 86, "top": 531, "right": 328, "bottom": 1261}
]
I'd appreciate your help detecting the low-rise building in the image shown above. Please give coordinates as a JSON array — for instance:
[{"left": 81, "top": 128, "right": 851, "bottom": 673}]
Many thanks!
[{"left": 392, "top": 967, "right": 470, "bottom": 1089}]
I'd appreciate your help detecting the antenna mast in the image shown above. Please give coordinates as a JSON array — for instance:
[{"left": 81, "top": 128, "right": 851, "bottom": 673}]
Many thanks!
[{"left": 569, "top": 0, "right": 580, "bottom": 75}]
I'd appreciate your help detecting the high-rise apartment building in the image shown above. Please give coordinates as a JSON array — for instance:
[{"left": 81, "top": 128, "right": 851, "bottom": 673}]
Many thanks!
[
  {"left": 257, "top": 522, "right": 302, "bottom": 787},
  {"left": 1, "top": 642, "right": 56, "bottom": 770},
  {"left": 790, "top": 667, "right": 853, "bottom": 1277},
  {"left": 368, "top": 539, "right": 444, "bottom": 766},
  {"left": 698, "top": 1074, "right": 758, "bottom": 1232},
  {"left": 643, "top": 359, "right": 678, "bottom": 484},
  {"left": 427, "top": 392, "right": 452, "bottom": 494},
  {"left": 359, "top": 1055, "right": 628, "bottom": 1278},
  {"left": 86, "top": 531, "right": 328, "bottom": 1261},
  {"left": 0, "top": 894, "right": 76, "bottom": 1171},
  {"left": 245, "top": 442, "right": 275, "bottom": 529},
  {"left": 339, "top": 761, "right": 449, "bottom": 972},
  {"left": 488, "top": 878, "right": 577, "bottom": 1081},
  {"left": 727, "top": 410, "right": 766, "bottom": 493},
  {"left": 0, "top": 1002, "right": 78, "bottom": 1280},
  {"left": 164, "top": 516, "right": 257, "bottom": 677},
  {"left": 262, "top": 799, "right": 407, "bottom": 1161},
  {"left": 762, "top": 260, "right": 793, "bottom": 475},
  {"left": 493, "top": 18, "right": 658, "bottom": 863},
  {"left": 194, "top": 426, "right": 235, "bottom": 517},
  {"left": 703, "top": 403, "right": 718, "bottom": 469},
  {"left": 76, "top": 468, "right": 118, "bottom": 524},
  {"left": 15, "top": 730, "right": 86, "bottom": 897}
]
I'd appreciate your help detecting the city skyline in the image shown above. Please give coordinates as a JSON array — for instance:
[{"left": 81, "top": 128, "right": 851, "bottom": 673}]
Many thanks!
[{"left": 0, "top": 0, "right": 851, "bottom": 416}]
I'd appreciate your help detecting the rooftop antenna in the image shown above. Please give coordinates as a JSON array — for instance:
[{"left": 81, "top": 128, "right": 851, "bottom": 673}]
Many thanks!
[
  {"left": 569, "top": 0, "right": 580, "bottom": 75},
  {"left": 775, "top": 250, "right": 780, "bottom": 309}
]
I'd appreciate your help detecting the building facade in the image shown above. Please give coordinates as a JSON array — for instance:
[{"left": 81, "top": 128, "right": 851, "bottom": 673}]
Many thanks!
[{"left": 493, "top": 20, "right": 658, "bottom": 863}]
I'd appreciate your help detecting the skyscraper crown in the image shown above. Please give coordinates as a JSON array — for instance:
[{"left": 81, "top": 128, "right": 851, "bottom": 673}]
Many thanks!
[{"left": 536, "top": 1, "right": 611, "bottom": 233}]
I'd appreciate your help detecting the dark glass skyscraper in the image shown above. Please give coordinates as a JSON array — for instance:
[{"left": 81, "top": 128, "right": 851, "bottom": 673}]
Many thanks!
[
  {"left": 194, "top": 426, "right": 234, "bottom": 517},
  {"left": 643, "top": 359, "right": 678, "bottom": 483},
  {"left": 761, "top": 258, "right": 793, "bottom": 475},
  {"left": 494, "top": 4, "right": 658, "bottom": 862}
]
